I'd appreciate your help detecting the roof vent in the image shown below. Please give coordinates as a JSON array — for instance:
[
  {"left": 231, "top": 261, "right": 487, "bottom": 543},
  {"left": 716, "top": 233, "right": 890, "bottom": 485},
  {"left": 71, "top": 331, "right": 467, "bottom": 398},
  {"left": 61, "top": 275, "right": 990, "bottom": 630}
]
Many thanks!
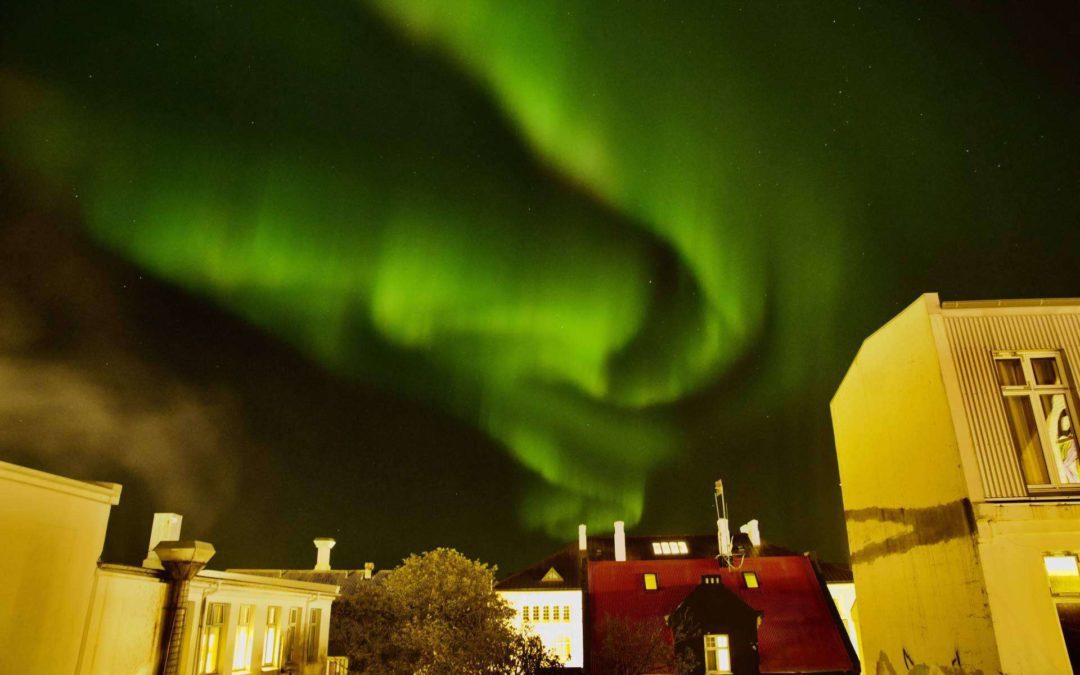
[{"left": 541, "top": 567, "right": 564, "bottom": 583}]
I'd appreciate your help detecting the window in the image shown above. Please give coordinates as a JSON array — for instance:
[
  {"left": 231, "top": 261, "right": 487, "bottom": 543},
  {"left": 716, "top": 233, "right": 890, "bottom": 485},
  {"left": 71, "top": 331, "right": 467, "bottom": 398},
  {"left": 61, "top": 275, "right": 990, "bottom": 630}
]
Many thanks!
[
  {"left": 199, "top": 603, "right": 227, "bottom": 674},
  {"left": 282, "top": 608, "right": 300, "bottom": 665},
  {"left": 562, "top": 605, "right": 570, "bottom": 622},
  {"left": 262, "top": 606, "right": 282, "bottom": 668},
  {"left": 743, "top": 571, "right": 759, "bottom": 588},
  {"left": 306, "top": 608, "right": 322, "bottom": 662},
  {"left": 542, "top": 605, "right": 550, "bottom": 622},
  {"left": 556, "top": 636, "right": 573, "bottom": 663},
  {"left": 994, "top": 351, "right": 1080, "bottom": 489},
  {"left": 233, "top": 605, "right": 255, "bottom": 673},
  {"left": 704, "top": 634, "right": 732, "bottom": 674},
  {"left": 521, "top": 605, "right": 530, "bottom": 623},
  {"left": 643, "top": 573, "right": 658, "bottom": 591},
  {"left": 1046, "top": 555, "right": 1080, "bottom": 595},
  {"left": 651, "top": 541, "right": 689, "bottom": 555}
]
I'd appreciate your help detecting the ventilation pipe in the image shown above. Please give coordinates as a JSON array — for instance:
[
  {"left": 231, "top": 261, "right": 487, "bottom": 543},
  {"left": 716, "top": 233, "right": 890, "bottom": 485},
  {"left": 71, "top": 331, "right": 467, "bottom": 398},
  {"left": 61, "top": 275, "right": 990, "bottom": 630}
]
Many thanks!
[
  {"left": 314, "top": 537, "right": 336, "bottom": 571},
  {"left": 739, "top": 519, "right": 761, "bottom": 547},
  {"left": 143, "top": 513, "right": 183, "bottom": 570},
  {"left": 156, "top": 540, "right": 215, "bottom": 675},
  {"left": 578, "top": 524, "right": 588, "bottom": 551},
  {"left": 613, "top": 521, "right": 626, "bottom": 561},
  {"left": 363, "top": 562, "right": 375, "bottom": 580}
]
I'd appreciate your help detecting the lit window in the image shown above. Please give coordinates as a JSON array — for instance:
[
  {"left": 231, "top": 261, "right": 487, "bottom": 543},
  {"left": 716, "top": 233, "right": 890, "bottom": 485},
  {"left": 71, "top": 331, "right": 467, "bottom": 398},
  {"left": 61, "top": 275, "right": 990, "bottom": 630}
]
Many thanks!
[
  {"left": 199, "top": 603, "right": 227, "bottom": 674},
  {"left": 643, "top": 573, "right": 658, "bottom": 590},
  {"left": 704, "top": 633, "right": 732, "bottom": 674},
  {"left": 994, "top": 351, "right": 1080, "bottom": 488},
  {"left": 557, "top": 636, "right": 573, "bottom": 663},
  {"left": 233, "top": 605, "right": 255, "bottom": 673},
  {"left": 306, "top": 609, "right": 322, "bottom": 662},
  {"left": 282, "top": 608, "right": 300, "bottom": 665},
  {"left": 1045, "top": 555, "right": 1080, "bottom": 595},
  {"left": 262, "top": 607, "right": 282, "bottom": 668},
  {"left": 743, "top": 572, "right": 759, "bottom": 588},
  {"left": 652, "top": 540, "right": 689, "bottom": 555}
]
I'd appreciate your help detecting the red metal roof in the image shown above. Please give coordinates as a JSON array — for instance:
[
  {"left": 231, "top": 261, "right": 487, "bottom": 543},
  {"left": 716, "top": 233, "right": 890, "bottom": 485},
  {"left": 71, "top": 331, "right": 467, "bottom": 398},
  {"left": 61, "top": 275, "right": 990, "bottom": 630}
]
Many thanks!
[{"left": 587, "top": 556, "right": 854, "bottom": 673}]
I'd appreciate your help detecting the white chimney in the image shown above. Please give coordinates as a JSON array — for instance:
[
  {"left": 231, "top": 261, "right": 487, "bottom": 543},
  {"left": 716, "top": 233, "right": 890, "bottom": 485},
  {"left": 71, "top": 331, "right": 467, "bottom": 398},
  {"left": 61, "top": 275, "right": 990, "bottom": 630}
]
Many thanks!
[
  {"left": 613, "top": 521, "right": 626, "bottom": 562},
  {"left": 314, "top": 537, "right": 336, "bottom": 571},
  {"left": 739, "top": 519, "right": 761, "bottom": 547},
  {"left": 717, "top": 518, "right": 732, "bottom": 556},
  {"left": 142, "top": 513, "right": 183, "bottom": 570},
  {"left": 363, "top": 562, "right": 374, "bottom": 580},
  {"left": 578, "top": 524, "right": 588, "bottom": 551}
]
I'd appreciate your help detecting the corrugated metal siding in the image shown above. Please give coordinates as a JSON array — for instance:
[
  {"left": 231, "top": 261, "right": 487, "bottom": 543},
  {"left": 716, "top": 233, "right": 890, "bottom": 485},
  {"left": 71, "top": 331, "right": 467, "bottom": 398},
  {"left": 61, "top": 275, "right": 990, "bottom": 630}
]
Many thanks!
[{"left": 942, "top": 311, "right": 1080, "bottom": 499}]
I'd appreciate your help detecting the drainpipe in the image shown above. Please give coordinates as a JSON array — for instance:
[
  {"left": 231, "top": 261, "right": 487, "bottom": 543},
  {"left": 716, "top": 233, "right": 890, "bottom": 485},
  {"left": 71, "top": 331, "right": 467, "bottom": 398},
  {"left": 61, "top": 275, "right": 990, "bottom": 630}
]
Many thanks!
[{"left": 155, "top": 540, "right": 216, "bottom": 675}]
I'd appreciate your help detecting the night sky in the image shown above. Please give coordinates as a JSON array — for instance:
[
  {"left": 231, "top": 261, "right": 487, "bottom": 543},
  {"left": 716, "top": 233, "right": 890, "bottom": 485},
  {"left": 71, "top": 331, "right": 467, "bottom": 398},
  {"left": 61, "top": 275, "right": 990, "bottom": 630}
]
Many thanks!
[{"left": 1, "top": 1, "right": 1077, "bottom": 573}]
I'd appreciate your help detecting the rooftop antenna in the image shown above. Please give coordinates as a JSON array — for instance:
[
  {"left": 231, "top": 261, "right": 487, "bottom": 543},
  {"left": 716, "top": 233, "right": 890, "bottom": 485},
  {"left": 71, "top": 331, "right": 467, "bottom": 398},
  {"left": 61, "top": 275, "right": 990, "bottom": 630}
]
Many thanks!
[
  {"left": 714, "top": 479, "right": 734, "bottom": 563},
  {"left": 713, "top": 479, "right": 727, "bottom": 522}
]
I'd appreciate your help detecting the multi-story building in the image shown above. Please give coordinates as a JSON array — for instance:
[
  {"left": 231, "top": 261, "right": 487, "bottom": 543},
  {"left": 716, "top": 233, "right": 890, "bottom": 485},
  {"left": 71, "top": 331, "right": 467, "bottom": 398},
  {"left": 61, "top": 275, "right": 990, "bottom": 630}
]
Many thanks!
[
  {"left": 0, "top": 458, "right": 340, "bottom": 675},
  {"left": 833, "top": 293, "right": 1080, "bottom": 674},
  {"left": 497, "top": 521, "right": 858, "bottom": 674}
]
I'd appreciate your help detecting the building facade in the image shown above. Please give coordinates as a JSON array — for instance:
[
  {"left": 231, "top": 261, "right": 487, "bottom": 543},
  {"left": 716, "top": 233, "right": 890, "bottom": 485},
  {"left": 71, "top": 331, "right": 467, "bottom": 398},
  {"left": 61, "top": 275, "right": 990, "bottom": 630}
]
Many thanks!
[
  {"left": 497, "top": 525, "right": 857, "bottom": 674},
  {"left": 832, "top": 294, "right": 1080, "bottom": 674},
  {"left": 0, "top": 458, "right": 340, "bottom": 675}
]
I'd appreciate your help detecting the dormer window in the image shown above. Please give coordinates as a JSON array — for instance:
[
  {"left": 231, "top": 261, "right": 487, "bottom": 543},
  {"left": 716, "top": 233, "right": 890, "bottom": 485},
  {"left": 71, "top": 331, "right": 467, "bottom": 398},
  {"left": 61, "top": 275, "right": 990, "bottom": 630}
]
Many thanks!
[
  {"left": 651, "top": 541, "right": 689, "bottom": 555},
  {"left": 994, "top": 351, "right": 1080, "bottom": 490}
]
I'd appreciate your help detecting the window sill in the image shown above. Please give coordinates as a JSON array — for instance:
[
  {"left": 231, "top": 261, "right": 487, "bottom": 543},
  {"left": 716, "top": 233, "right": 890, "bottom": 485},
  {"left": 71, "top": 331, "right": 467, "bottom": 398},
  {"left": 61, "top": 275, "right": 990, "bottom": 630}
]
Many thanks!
[{"left": 1026, "top": 485, "right": 1080, "bottom": 497}]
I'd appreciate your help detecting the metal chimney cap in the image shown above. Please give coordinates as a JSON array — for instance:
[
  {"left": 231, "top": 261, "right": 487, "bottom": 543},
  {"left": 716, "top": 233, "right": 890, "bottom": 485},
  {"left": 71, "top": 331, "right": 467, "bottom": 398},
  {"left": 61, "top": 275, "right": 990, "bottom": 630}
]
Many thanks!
[
  {"left": 154, "top": 540, "right": 216, "bottom": 564},
  {"left": 154, "top": 540, "right": 216, "bottom": 580}
]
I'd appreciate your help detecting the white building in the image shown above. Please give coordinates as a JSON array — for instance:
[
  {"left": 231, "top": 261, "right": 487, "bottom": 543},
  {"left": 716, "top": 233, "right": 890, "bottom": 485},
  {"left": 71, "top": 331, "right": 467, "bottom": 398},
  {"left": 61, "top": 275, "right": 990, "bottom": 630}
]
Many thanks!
[{"left": 0, "top": 458, "right": 341, "bottom": 675}]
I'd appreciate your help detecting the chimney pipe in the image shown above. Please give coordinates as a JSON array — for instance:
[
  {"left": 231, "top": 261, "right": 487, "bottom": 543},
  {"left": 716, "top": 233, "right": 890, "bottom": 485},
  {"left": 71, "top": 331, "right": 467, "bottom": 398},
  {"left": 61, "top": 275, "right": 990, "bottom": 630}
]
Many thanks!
[
  {"left": 578, "top": 524, "right": 587, "bottom": 551},
  {"left": 739, "top": 519, "right": 761, "bottom": 547},
  {"left": 143, "top": 513, "right": 183, "bottom": 570},
  {"left": 155, "top": 540, "right": 215, "bottom": 675},
  {"left": 363, "top": 562, "right": 374, "bottom": 580},
  {"left": 314, "top": 538, "right": 336, "bottom": 571},
  {"left": 613, "top": 521, "right": 626, "bottom": 562}
]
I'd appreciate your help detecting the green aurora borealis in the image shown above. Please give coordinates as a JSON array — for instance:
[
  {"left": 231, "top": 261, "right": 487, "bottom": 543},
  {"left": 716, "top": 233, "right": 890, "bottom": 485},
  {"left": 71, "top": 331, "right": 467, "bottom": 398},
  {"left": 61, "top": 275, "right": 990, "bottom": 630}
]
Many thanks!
[{"left": 1, "top": 1, "right": 1077, "bottom": 566}]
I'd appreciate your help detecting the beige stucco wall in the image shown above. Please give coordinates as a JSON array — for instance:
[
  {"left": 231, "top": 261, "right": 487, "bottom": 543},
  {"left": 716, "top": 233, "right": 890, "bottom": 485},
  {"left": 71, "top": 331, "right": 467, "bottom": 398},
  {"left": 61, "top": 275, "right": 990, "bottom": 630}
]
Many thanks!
[
  {"left": 832, "top": 295, "right": 1002, "bottom": 673},
  {"left": 0, "top": 460, "right": 120, "bottom": 675}
]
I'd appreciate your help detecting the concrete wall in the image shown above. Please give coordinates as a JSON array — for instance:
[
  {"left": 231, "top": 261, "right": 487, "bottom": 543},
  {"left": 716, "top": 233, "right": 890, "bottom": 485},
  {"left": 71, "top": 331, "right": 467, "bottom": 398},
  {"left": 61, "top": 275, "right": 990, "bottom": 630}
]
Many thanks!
[
  {"left": 832, "top": 295, "right": 1001, "bottom": 673},
  {"left": 976, "top": 502, "right": 1080, "bottom": 674},
  {"left": 0, "top": 460, "right": 120, "bottom": 675},
  {"left": 79, "top": 565, "right": 168, "bottom": 675}
]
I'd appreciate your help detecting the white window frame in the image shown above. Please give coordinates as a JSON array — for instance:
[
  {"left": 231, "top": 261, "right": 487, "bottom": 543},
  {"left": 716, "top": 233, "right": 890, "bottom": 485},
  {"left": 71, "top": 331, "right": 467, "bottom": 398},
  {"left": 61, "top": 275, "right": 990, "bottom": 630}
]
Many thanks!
[
  {"left": 993, "top": 350, "right": 1080, "bottom": 492},
  {"left": 198, "top": 603, "right": 228, "bottom": 675},
  {"left": 704, "top": 633, "right": 732, "bottom": 674}
]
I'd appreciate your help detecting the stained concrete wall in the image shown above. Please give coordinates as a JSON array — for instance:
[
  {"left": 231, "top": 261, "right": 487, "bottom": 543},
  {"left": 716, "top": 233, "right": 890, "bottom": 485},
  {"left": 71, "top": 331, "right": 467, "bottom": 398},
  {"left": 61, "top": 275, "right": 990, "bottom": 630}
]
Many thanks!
[
  {"left": 832, "top": 294, "right": 1002, "bottom": 673},
  {"left": 79, "top": 565, "right": 168, "bottom": 675}
]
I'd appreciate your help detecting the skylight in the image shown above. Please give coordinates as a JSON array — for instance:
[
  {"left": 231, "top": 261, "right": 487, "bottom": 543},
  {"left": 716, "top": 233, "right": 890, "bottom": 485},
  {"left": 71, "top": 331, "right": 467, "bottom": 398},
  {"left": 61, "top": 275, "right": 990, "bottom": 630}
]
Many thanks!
[{"left": 651, "top": 541, "right": 689, "bottom": 555}]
